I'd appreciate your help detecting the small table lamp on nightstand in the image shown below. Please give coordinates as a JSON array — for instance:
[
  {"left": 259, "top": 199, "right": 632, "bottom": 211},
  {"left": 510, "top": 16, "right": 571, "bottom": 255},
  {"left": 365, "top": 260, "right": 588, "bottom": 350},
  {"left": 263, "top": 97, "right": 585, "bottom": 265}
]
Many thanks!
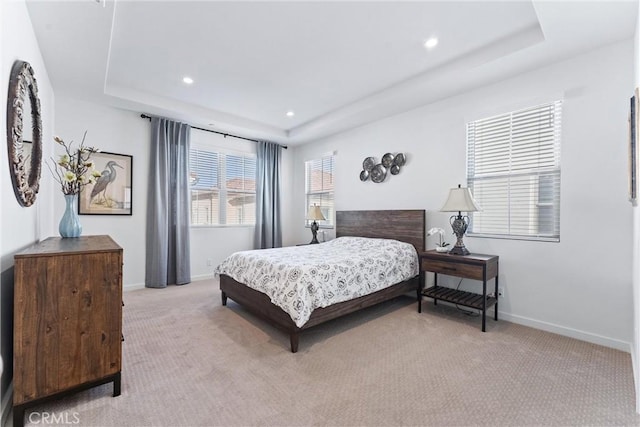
[
  {"left": 440, "top": 184, "right": 481, "bottom": 255},
  {"left": 306, "top": 204, "right": 325, "bottom": 244}
]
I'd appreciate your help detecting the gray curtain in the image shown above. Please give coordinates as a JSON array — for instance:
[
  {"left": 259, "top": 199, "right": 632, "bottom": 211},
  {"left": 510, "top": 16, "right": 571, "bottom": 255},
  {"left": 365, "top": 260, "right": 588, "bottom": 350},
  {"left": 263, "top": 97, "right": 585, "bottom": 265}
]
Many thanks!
[
  {"left": 254, "top": 141, "right": 282, "bottom": 249},
  {"left": 145, "top": 117, "right": 191, "bottom": 288}
]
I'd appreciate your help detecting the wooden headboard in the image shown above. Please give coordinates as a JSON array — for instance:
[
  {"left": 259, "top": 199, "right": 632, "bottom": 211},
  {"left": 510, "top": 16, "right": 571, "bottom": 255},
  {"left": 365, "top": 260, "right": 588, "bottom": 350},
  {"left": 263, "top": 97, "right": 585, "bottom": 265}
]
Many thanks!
[{"left": 336, "top": 210, "right": 425, "bottom": 253}]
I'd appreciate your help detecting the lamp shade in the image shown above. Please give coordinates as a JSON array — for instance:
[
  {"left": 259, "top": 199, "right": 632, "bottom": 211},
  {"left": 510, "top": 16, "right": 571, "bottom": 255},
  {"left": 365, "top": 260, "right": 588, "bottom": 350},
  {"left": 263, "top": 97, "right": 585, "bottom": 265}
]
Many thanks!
[
  {"left": 440, "top": 186, "right": 481, "bottom": 212},
  {"left": 306, "top": 205, "right": 326, "bottom": 221}
]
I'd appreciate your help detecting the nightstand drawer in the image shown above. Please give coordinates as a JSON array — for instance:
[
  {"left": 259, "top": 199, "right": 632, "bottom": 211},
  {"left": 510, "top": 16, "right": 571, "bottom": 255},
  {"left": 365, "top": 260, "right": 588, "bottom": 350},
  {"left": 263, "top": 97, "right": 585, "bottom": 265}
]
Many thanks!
[{"left": 421, "top": 259, "right": 484, "bottom": 280}]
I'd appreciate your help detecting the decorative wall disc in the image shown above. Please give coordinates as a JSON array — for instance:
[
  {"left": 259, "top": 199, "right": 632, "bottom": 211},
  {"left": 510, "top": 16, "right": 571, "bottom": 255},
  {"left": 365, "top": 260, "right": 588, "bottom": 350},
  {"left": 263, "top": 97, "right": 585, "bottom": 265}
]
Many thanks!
[
  {"left": 362, "top": 157, "right": 376, "bottom": 171},
  {"left": 381, "top": 153, "right": 394, "bottom": 167},
  {"left": 370, "top": 164, "right": 387, "bottom": 183}
]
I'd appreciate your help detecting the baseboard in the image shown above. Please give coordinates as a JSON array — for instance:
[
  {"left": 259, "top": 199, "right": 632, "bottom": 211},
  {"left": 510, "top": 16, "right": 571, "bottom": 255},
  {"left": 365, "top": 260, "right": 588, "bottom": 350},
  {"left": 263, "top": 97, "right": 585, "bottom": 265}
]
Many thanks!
[
  {"left": 123, "top": 283, "right": 146, "bottom": 291},
  {"left": 1, "top": 381, "right": 13, "bottom": 427},
  {"left": 190, "top": 274, "right": 213, "bottom": 282},
  {"left": 631, "top": 344, "right": 640, "bottom": 414},
  {"left": 498, "top": 311, "right": 631, "bottom": 353},
  {"left": 120, "top": 278, "right": 633, "bottom": 353},
  {"left": 123, "top": 274, "right": 212, "bottom": 292}
]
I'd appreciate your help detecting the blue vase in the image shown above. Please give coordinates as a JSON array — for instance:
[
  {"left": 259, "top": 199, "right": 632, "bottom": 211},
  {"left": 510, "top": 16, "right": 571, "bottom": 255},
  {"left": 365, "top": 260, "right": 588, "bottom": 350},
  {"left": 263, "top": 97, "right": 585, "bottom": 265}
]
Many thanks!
[{"left": 59, "top": 194, "right": 82, "bottom": 238}]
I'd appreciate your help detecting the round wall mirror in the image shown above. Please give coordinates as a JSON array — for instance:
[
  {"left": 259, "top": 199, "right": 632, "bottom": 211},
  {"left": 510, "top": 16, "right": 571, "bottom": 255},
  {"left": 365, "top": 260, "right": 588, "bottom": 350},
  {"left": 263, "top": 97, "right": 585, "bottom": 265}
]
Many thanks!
[{"left": 6, "top": 60, "right": 43, "bottom": 207}]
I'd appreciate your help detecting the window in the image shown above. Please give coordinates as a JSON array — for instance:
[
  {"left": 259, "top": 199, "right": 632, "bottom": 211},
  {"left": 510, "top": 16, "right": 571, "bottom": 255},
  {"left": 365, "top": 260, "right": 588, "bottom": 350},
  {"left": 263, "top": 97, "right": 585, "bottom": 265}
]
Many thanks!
[
  {"left": 305, "top": 154, "right": 335, "bottom": 227},
  {"left": 190, "top": 149, "right": 219, "bottom": 225},
  {"left": 190, "top": 147, "right": 256, "bottom": 226},
  {"left": 467, "top": 100, "right": 562, "bottom": 241}
]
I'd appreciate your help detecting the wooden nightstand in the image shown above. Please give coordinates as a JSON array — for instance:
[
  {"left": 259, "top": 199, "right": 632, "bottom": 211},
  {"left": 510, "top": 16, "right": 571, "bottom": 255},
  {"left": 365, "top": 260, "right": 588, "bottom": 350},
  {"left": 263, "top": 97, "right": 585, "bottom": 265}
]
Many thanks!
[{"left": 419, "top": 250, "right": 499, "bottom": 331}]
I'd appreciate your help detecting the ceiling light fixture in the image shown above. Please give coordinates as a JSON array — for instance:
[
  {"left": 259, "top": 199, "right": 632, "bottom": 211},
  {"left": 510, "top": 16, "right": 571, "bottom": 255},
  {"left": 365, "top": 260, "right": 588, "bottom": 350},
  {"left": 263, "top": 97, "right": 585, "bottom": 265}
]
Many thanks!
[
  {"left": 424, "top": 37, "right": 439, "bottom": 49},
  {"left": 286, "top": 111, "right": 295, "bottom": 117},
  {"left": 182, "top": 76, "right": 194, "bottom": 85}
]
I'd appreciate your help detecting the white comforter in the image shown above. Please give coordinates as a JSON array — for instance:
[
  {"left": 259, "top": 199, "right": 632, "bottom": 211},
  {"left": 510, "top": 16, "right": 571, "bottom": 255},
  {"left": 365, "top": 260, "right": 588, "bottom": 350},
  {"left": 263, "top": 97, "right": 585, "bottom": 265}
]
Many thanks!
[{"left": 214, "top": 236, "right": 419, "bottom": 327}]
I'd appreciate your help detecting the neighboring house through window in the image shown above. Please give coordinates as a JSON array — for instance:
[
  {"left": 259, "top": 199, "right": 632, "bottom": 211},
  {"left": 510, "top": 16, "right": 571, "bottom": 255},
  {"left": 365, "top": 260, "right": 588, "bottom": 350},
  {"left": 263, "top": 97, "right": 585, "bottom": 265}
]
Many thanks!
[
  {"left": 190, "top": 146, "right": 256, "bottom": 226},
  {"left": 305, "top": 154, "right": 335, "bottom": 228},
  {"left": 467, "top": 100, "right": 562, "bottom": 241}
]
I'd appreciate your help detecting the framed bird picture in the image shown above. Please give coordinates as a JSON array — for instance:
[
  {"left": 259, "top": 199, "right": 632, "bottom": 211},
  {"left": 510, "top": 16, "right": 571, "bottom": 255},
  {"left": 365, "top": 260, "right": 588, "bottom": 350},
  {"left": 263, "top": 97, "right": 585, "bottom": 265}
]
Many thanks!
[{"left": 79, "top": 151, "right": 133, "bottom": 215}]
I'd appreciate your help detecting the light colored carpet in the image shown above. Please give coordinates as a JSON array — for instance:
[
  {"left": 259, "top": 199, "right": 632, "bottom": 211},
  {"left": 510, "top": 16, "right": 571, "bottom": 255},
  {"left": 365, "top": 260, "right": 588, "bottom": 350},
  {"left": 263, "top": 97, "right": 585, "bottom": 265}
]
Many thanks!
[{"left": 15, "top": 278, "right": 640, "bottom": 426}]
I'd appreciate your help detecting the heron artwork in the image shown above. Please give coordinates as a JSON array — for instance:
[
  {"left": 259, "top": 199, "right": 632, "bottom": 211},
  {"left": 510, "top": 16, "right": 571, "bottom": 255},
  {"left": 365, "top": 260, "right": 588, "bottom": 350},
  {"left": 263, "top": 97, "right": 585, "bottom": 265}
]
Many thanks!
[{"left": 90, "top": 160, "right": 123, "bottom": 207}]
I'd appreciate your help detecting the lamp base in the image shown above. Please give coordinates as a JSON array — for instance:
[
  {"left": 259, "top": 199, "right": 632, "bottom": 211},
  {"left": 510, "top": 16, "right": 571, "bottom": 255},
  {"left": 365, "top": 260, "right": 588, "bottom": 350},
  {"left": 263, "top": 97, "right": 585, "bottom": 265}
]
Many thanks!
[
  {"left": 448, "top": 245, "right": 470, "bottom": 256},
  {"left": 309, "top": 220, "right": 320, "bottom": 244},
  {"left": 449, "top": 213, "right": 471, "bottom": 256}
]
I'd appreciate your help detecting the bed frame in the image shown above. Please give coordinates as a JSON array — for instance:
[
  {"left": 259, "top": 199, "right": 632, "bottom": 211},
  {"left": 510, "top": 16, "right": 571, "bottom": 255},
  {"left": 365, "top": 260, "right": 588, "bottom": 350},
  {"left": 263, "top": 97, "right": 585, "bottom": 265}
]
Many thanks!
[{"left": 219, "top": 209, "right": 425, "bottom": 352}]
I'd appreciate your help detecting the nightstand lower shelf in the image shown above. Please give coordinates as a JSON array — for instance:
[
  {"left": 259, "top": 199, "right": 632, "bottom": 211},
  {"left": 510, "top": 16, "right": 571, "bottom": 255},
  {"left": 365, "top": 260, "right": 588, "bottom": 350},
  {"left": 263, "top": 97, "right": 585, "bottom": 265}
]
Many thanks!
[{"left": 422, "top": 286, "right": 497, "bottom": 311}]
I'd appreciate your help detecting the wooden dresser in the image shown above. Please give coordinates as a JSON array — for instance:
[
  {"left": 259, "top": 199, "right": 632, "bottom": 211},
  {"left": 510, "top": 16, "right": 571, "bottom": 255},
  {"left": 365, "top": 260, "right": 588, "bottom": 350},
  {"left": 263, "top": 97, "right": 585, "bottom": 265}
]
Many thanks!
[{"left": 13, "top": 235, "right": 122, "bottom": 427}]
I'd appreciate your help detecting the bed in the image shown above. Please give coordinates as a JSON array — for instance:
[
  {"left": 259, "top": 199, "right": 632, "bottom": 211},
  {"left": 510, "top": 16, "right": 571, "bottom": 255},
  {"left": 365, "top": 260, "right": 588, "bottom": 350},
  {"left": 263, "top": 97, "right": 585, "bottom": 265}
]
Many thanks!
[{"left": 216, "top": 209, "right": 425, "bottom": 352}]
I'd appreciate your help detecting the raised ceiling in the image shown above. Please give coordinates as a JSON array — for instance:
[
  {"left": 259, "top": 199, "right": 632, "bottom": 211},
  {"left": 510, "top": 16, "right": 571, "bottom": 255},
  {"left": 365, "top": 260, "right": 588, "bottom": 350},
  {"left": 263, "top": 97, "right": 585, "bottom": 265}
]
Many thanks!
[{"left": 26, "top": 0, "right": 637, "bottom": 145}]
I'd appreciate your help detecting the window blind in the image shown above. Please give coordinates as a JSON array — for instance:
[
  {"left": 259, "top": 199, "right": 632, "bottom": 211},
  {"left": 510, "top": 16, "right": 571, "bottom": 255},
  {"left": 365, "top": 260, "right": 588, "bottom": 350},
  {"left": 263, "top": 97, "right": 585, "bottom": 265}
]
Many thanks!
[
  {"left": 467, "top": 100, "right": 562, "bottom": 241},
  {"left": 189, "top": 148, "right": 256, "bottom": 226},
  {"left": 305, "top": 155, "right": 335, "bottom": 227},
  {"left": 225, "top": 154, "right": 256, "bottom": 225},
  {"left": 190, "top": 148, "right": 220, "bottom": 225}
]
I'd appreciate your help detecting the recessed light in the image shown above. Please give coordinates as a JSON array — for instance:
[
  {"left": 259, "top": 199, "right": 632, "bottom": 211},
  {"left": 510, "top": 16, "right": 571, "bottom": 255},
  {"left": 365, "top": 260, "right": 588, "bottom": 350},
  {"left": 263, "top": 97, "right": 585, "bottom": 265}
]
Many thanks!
[
  {"left": 286, "top": 111, "right": 295, "bottom": 117},
  {"left": 182, "top": 76, "right": 194, "bottom": 85},
  {"left": 424, "top": 37, "right": 438, "bottom": 49}
]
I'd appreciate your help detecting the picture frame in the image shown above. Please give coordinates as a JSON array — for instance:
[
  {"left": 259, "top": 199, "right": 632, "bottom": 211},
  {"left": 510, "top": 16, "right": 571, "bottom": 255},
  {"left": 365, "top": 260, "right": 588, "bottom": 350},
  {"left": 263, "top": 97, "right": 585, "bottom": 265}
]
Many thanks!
[
  {"left": 630, "top": 90, "right": 640, "bottom": 205},
  {"left": 79, "top": 151, "right": 133, "bottom": 215}
]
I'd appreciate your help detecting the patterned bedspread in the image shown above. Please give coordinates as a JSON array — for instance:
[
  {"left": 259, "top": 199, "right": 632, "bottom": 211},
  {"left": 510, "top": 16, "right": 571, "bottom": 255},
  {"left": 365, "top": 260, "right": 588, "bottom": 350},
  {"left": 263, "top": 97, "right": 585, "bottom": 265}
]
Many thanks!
[{"left": 214, "top": 236, "right": 419, "bottom": 327}]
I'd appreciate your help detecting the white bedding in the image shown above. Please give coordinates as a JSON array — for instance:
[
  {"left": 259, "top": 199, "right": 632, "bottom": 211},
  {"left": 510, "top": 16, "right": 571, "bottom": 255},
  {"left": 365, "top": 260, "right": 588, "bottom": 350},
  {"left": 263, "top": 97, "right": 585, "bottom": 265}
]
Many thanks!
[{"left": 214, "top": 236, "right": 419, "bottom": 327}]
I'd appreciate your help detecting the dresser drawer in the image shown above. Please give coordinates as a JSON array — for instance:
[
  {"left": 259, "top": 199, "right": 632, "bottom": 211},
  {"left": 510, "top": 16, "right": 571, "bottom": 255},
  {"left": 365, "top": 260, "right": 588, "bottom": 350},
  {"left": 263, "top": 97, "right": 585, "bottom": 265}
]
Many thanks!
[{"left": 421, "top": 258, "right": 484, "bottom": 280}]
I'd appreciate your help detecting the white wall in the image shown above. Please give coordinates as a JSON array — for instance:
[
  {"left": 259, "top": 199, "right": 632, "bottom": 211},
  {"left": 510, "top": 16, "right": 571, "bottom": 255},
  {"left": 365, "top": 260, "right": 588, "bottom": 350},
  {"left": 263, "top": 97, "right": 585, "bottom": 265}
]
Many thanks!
[
  {"left": 1, "top": 3, "right": 55, "bottom": 260},
  {"left": 55, "top": 96, "right": 295, "bottom": 286},
  {"left": 293, "top": 39, "right": 634, "bottom": 351},
  {"left": 0, "top": 0, "right": 55, "bottom": 423},
  {"left": 55, "top": 96, "right": 148, "bottom": 287}
]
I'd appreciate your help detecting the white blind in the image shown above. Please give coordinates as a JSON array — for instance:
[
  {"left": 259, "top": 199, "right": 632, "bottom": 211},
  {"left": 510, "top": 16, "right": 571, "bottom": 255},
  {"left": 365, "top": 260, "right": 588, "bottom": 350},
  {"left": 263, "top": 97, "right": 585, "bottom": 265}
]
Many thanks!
[
  {"left": 189, "top": 148, "right": 256, "bottom": 226},
  {"left": 225, "top": 154, "right": 256, "bottom": 225},
  {"left": 305, "top": 155, "right": 335, "bottom": 227},
  {"left": 467, "top": 100, "right": 562, "bottom": 240},
  {"left": 190, "top": 148, "right": 220, "bottom": 225}
]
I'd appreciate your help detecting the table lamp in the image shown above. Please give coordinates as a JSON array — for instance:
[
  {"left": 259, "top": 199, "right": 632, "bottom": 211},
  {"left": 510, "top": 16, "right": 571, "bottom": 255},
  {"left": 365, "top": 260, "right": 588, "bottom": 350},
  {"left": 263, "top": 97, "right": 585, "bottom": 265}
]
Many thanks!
[
  {"left": 440, "top": 184, "right": 481, "bottom": 255},
  {"left": 306, "top": 204, "right": 326, "bottom": 244}
]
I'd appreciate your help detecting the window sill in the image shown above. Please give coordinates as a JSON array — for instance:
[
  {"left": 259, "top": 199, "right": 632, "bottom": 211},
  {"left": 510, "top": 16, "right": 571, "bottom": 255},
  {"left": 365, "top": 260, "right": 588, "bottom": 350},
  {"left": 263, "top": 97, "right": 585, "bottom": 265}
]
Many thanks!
[{"left": 190, "top": 224, "right": 255, "bottom": 229}]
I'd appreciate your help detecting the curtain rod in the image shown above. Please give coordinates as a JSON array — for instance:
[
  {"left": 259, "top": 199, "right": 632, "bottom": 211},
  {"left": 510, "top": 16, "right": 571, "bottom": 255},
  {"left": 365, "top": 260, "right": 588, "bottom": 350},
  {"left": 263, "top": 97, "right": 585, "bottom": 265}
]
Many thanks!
[{"left": 140, "top": 114, "right": 288, "bottom": 149}]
